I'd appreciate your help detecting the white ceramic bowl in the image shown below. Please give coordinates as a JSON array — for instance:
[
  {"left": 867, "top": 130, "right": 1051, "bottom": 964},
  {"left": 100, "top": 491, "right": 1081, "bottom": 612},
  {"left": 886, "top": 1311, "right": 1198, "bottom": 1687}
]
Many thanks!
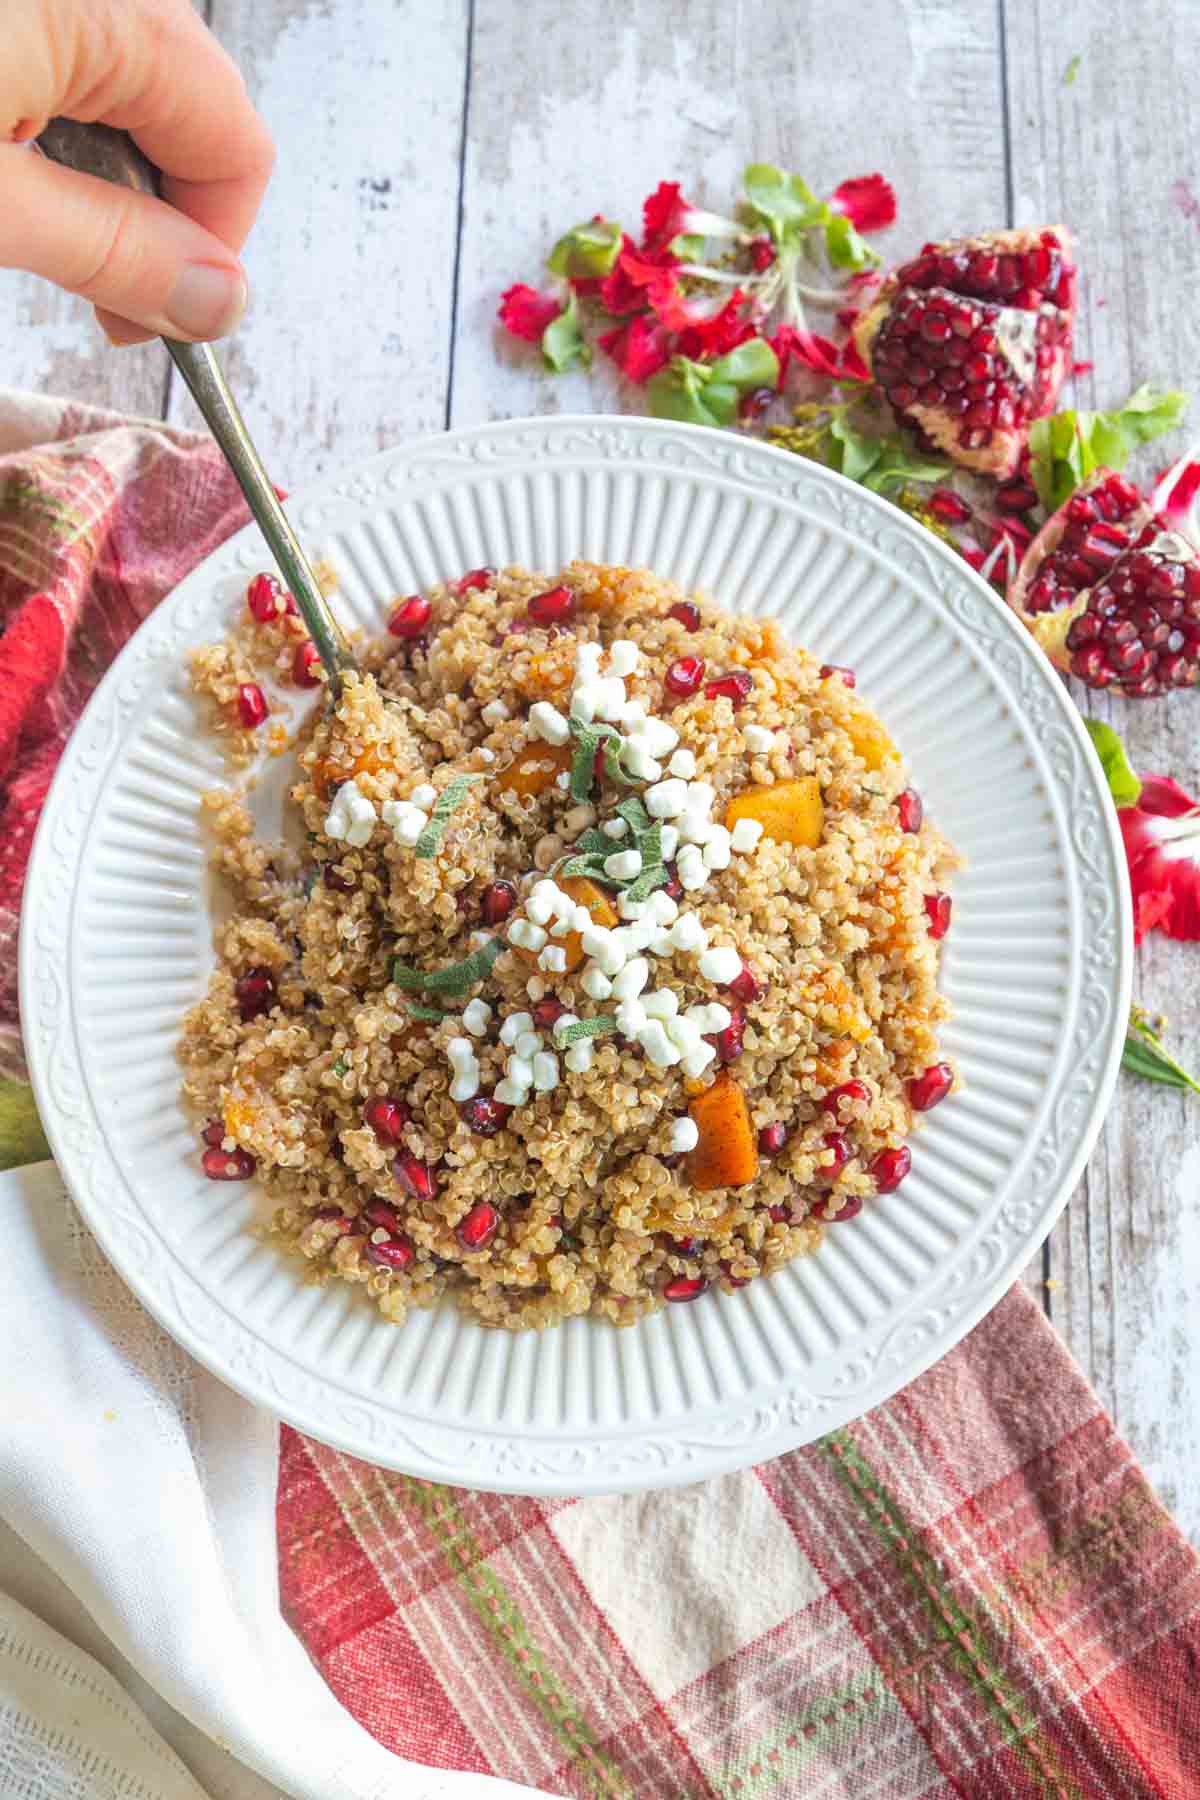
[{"left": 20, "top": 416, "right": 1131, "bottom": 1495}]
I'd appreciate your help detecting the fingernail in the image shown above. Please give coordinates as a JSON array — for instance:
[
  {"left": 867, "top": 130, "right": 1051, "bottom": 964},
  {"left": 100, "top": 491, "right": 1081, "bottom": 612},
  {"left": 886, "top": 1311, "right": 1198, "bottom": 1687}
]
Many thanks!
[{"left": 165, "top": 263, "right": 247, "bottom": 340}]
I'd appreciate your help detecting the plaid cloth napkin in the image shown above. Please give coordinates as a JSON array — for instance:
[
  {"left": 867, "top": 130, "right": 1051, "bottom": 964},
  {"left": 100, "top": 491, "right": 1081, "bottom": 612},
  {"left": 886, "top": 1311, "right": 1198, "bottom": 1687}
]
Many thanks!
[{"left": 3, "top": 390, "right": 1200, "bottom": 1800}]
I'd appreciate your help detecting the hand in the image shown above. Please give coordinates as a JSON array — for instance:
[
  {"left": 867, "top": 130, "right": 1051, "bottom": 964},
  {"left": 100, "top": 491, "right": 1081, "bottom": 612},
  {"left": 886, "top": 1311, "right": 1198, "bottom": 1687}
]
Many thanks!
[{"left": 1, "top": 0, "right": 275, "bottom": 344}]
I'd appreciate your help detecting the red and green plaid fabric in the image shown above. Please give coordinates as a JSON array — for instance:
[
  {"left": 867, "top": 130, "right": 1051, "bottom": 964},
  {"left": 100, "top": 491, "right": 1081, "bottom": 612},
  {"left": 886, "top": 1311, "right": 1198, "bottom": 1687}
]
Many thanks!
[{"left": 4, "top": 394, "right": 1200, "bottom": 1799}]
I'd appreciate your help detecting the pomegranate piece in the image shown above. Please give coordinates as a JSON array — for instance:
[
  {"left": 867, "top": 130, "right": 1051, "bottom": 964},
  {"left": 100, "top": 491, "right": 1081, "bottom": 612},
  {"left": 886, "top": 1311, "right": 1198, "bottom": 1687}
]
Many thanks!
[
  {"left": 366, "top": 1236, "right": 415, "bottom": 1271},
  {"left": 995, "top": 478, "right": 1039, "bottom": 514},
  {"left": 826, "top": 1080, "right": 871, "bottom": 1114},
  {"left": 662, "top": 1274, "right": 708, "bottom": 1302},
  {"left": 313, "top": 1206, "right": 356, "bottom": 1235},
  {"left": 394, "top": 1151, "right": 437, "bottom": 1200},
  {"left": 668, "top": 600, "right": 702, "bottom": 632},
  {"left": 247, "top": 572, "right": 286, "bottom": 621},
  {"left": 235, "top": 966, "right": 275, "bottom": 1022},
  {"left": 389, "top": 595, "right": 432, "bottom": 639},
  {"left": 459, "top": 1095, "right": 511, "bottom": 1136},
  {"left": 768, "top": 1202, "right": 790, "bottom": 1222},
  {"left": 896, "top": 788, "right": 923, "bottom": 833},
  {"left": 927, "top": 488, "right": 973, "bottom": 526},
  {"left": 665, "top": 655, "right": 705, "bottom": 698},
  {"left": 479, "top": 879, "right": 518, "bottom": 925},
  {"left": 1008, "top": 467, "right": 1200, "bottom": 695},
  {"left": 292, "top": 640, "right": 322, "bottom": 687},
  {"left": 201, "top": 1118, "right": 226, "bottom": 1147},
  {"left": 819, "top": 663, "right": 856, "bottom": 687},
  {"left": 237, "top": 683, "right": 268, "bottom": 729},
  {"left": 870, "top": 1144, "right": 912, "bottom": 1192},
  {"left": 925, "top": 892, "right": 952, "bottom": 938},
  {"left": 818, "top": 1131, "right": 851, "bottom": 1180},
  {"left": 907, "top": 1063, "right": 953, "bottom": 1111},
  {"left": 726, "top": 962, "right": 765, "bottom": 1004},
  {"left": 202, "top": 1146, "right": 255, "bottom": 1180},
  {"left": 757, "top": 1121, "right": 789, "bottom": 1157},
  {"left": 363, "top": 1199, "right": 406, "bottom": 1232},
  {"left": 739, "top": 385, "right": 775, "bottom": 421},
  {"left": 826, "top": 1195, "right": 863, "bottom": 1223},
  {"left": 663, "top": 867, "right": 684, "bottom": 902},
  {"left": 455, "top": 568, "right": 494, "bottom": 595},
  {"left": 704, "top": 670, "right": 754, "bottom": 709},
  {"left": 710, "top": 1005, "right": 745, "bottom": 1064},
  {"left": 527, "top": 584, "right": 576, "bottom": 625},
  {"left": 365, "top": 1097, "right": 410, "bottom": 1142},
  {"left": 854, "top": 226, "right": 1075, "bottom": 475},
  {"left": 457, "top": 1200, "right": 499, "bottom": 1250},
  {"left": 720, "top": 1261, "right": 751, "bottom": 1288},
  {"left": 749, "top": 236, "right": 775, "bottom": 272},
  {"left": 531, "top": 997, "right": 565, "bottom": 1030}
]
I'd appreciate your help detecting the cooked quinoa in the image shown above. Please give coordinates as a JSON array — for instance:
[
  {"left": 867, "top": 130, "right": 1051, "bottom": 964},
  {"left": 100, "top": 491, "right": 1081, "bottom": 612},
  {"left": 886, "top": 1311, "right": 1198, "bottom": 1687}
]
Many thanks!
[{"left": 180, "top": 560, "right": 957, "bottom": 1330}]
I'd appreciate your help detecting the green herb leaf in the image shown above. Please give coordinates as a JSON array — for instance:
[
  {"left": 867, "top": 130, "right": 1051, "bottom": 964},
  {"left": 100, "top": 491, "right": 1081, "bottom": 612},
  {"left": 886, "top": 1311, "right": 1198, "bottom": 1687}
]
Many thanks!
[
  {"left": 1083, "top": 719, "right": 1142, "bottom": 809},
  {"left": 621, "top": 863, "right": 669, "bottom": 904},
  {"left": 741, "top": 162, "right": 823, "bottom": 245},
  {"left": 572, "top": 828, "right": 616, "bottom": 856},
  {"left": 414, "top": 774, "right": 481, "bottom": 859},
  {"left": 1063, "top": 53, "right": 1081, "bottom": 85},
  {"left": 708, "top": 337, "right": 780, "bottom": 391},
  {"left": 824, "top": 212, "right": 878, "bottom": 271},
  {"left": 647, "top": 341, "right": 780, "bottom": 431},
  {"left": 615, "top": 796, "right": 652, "bottom": 838},
  {"left": 1028, "top": 385, "right": 1190, "bottom": 510},
  {"left": 392, "top": 935, "right": 503, "bottom": 996},
  {"left": 406, "top": 1003, "right": 453, "bottom": 1022},
  {"left": 331, "top": 1056, "right": 349, "bottom": 1077},
  {"left": 541, "top": 292, "right": 592, "bottom": 374},
  {"left": 546, "top": 218, "right": 622, "bottom": 279},
  {"left": 1123, "top": 1007, "right": 1200, "bottom": 1096},
  {"left": 637, "top": 821, "right": 663, "bottom": 867},
  {"left": 567, "top": 717, "right": 629, "bottom": 800},
  {"left": 556, "top": 852, "right": 620, "bottom": 884},
  {"left": 555, "top": 1014, "right": 619, "bottom": 1042}
]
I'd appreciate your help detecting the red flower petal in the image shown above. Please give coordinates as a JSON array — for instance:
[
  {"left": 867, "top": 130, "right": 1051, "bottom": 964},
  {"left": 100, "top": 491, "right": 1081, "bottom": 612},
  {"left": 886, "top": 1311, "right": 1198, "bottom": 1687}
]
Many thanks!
[
  {"left": 771, "top": 325, "right": 856, "bottom": 383},
  {"left": 642, "top": 180, "right": 690, "bottom": 252},
  {"left": 498, "top": 283, "right": 563, "bottom": 343},
  {"left": 598, "top": 238, "right": 676, "bottom": 315},
  {"left": 1119, "top": 774, "right": 1200, "bottom": 943},
  {"left": 829, "top": 173, "right": 897, "bottom": 233},
  {"left": 598, "top": 315, "right": 673, "bottom": 383},
  {"left": 1153, "top": 460, "right": 1200, "bottom": 526}
]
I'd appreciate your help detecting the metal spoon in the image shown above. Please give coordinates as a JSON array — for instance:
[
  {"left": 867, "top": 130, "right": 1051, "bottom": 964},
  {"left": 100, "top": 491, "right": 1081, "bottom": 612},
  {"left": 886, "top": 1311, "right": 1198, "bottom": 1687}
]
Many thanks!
[{"left": 35, "top": 117, "right": 357, "bottom": 699}]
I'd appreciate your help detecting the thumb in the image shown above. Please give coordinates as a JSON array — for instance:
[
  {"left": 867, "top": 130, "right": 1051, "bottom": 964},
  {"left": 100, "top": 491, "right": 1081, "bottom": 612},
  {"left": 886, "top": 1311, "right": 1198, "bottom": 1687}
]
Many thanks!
[{"left": 0, "top": 145, "right": 248, "bottom": 342}]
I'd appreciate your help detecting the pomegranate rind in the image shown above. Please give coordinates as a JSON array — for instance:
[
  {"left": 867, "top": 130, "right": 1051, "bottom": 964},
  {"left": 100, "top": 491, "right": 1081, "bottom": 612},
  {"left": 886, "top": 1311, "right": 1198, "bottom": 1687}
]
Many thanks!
[{"left": 854, "top": 225, "right": 1074, "bottom": 478}]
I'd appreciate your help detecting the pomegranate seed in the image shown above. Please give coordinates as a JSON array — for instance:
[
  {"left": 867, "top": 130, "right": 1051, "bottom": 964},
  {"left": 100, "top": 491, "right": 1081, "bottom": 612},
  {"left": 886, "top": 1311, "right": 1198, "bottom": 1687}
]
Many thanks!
[
  {"left": 237, "top": 683, "right": 268, "bottom": 729},
  {"left": 246, "top": 572, "right": 284, "bottom": 621},
  {"left": 665, "top": 655, "right": 706, "bottom": 698},
  {"left": 663, "top": 1274, "right": 708, "bottom": 1303},
  {"left": 292, "top": 640, "right": 322, "bottom": 687},
  {"left": 739, "top": 386, "right": 776, "bottom": 420},
  {"left": 202, "top": 1146, "right": 255, "bottom": 1180},
  {"left": 896, "top": 788, "right": 923, "bottom": 833},
  {"left": 527, "top": 584, "right": 576, "bottom": 625},
  {"left": 365, "top": 1098, "right": 410, "bottom": 1143},
  {"left": 726, "top": 963, "right": 765, "bottom": 1004},
  {"left": 907, "top": 1064, "right": 953, "bottom": 1111},
  {"left": 671, "top": 1235, "right": 699, "bottom": 1255},
  {"left": 704, "top": 670, "right": 754, "bottom": 709},
  {"left": 758, "top": 1121, "right": 789, "bottom": 1156},
  {"left": 531, "top": 997, "right": 565, "bottom": 1030},
  {"left": 313, "top": 1206, "right": 355, "bottom": 1234},
  {"left": 324, "top": 861, "right": 356, "bottom": 892},
  {"left": 870, "top": 1144, "right": 912, "bottom": 1192},
  {"left": 459, "top": 1095, "right": 511, "bottom": 1137},
  {"left": 826, "top": 1196, "right": 863, "bottom": 1223},
  {"left": 457, "top": 1200, "right": 499, "bottom": 1250},
  {"left": 668, "top": 600, "right": 702, "bottom": 632},
  {"left": 663, "top": 868, "right": 684, "bottom": 902},
  {"left": 720, "top": 1262, "right": 750, "bottom": 1288},
  {"left": 819, "top": 1131, "right": 851, "bottom": 1180},
  {"left": 928, "top": 488, "right": 972, "bottom": 526},
  {"left": 819, "top": 663, "right": 856, "bottom": 687},
  {"left": 712, "top": 1006, "right": 746, "bottom": 1064},
  {"left": 201, "top": 1118, "right": 226, "bottom": 1147},
  {"left": 389, "top": 595, "right": 432, "bottom": 639},
  {"left": 455, "top": 568, "right": 494, "bottom": 595},
  {"left": 826, "top": 1080, "right": 870, "bottom": 1113},
  {"left": 235, "top": 966, "right": 275, "bottom": 1022},
  {"left": 995, "top": 479, "right": 1039, "bottom": 514},
  {"left": 768, "top": 1203, "right": 790, "bottom": 1223},
  {"left": 366, "top": 1236, "right": 415, "bottom": 1271},
  {"left": 924, "top": 892, "right": 952, "bottom": 938},
  {"left": 363, "top": 1199, "right": 406, "bottom": 1232},
  {"left": 479, "top": 880, "right": 518, "bottom": 925},
  {"left": 394, "top": 1152, "right": 436, "bottom": 1200},
  {"left": 749, "top": 236, "right": 775, "bottom": 272}
]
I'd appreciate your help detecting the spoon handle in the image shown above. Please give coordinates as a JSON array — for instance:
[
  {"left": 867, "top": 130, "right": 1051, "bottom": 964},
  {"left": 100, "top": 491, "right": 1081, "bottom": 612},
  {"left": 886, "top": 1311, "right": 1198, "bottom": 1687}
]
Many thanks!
[{"left": 35, "top": 117, "right": 355, "bottom": 697}]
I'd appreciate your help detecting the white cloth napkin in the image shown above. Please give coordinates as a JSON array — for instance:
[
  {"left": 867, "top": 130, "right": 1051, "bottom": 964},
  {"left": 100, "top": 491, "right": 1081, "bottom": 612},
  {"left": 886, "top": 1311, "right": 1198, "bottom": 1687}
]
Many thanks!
[{"left": 0, "top": 1161, "right": 554, "bottom": 1800}]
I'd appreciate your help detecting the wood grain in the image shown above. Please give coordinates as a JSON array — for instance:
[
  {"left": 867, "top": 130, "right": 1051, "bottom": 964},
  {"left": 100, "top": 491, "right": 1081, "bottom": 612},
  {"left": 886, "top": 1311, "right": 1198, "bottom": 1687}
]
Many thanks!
[{"left": 1004, "top": 0, "right": 1200, "bottom": 1541}]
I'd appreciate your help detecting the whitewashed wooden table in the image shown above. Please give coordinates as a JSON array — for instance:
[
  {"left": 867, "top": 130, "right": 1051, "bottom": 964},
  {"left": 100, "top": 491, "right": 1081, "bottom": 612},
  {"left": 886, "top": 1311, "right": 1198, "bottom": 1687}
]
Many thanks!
[{"left": 4, "top": 0, "right": 1198, "bottom": 1535}]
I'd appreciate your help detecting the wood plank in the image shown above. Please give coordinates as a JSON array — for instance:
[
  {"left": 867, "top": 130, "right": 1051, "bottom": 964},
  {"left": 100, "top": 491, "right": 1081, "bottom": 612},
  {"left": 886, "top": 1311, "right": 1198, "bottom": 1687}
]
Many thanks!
[
  {"left": 0, "top": 244, "right": 167, "bottom": 422},
  {"left": 1005, "top": 2, "right": 1200, "bottom": 1543},
  {"left": 450, "top": 0, "right": 1010, "bottom": 426},
  {"left": 172, "top": 0, "right": 470, "bottom": 486}
]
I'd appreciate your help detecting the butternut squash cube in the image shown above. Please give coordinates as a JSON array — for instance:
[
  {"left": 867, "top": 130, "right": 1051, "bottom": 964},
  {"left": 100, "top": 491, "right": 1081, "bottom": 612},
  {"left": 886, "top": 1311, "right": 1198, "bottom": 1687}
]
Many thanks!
[
  {"left": 686, "top": 1072, "right": 759, "bottom": 1191},
  {"left": 843, "top": 708, "right": 897, "bottom": 772},
  {"left": 495, "top": 740, "right": 573, "bottom": 800},
  {"left": 724, "top": 777, "right": 824, "bottom": 849}
]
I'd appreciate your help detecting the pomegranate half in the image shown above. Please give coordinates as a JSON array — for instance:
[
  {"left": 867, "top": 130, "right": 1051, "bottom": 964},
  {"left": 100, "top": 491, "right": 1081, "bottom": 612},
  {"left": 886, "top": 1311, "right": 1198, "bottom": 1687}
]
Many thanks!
[{"left": 853, "top": 226, "right": 1075, "bottom": 477}]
